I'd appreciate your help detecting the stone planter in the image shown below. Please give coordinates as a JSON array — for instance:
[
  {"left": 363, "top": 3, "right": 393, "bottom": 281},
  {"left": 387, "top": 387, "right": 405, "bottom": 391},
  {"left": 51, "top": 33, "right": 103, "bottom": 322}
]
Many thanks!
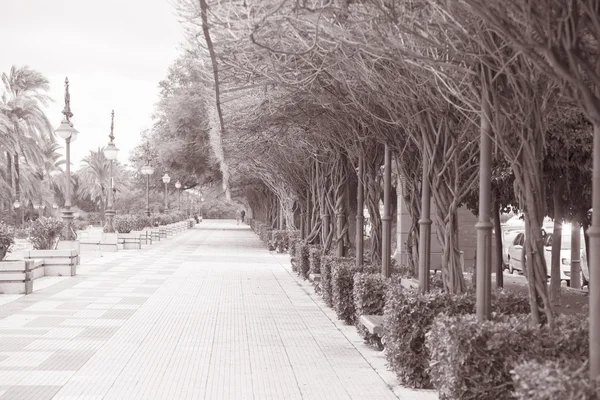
[
  {"left": 0, "top": 260, "right": 35, "bottom": 294},
  {"left": 57, "top": 240, "right": 81, "bottom": 265},
  {"left": 23, "top": 249, "right": 78, "bottom": 277},
  {"left": 117, "top": 233, "right": 142, "bottom": 250}
]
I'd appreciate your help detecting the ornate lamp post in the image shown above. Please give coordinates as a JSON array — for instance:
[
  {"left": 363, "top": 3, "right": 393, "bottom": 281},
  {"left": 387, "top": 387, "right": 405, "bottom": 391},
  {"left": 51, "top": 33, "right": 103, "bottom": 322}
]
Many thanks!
[
  {"left": 103, "top": 110, "right": 119, "bottom": 233},
  {"left": 12, "top": 200, "right": 20, "bottom": 228},
  {"left": 175, "top": 180, "right": 182, "bottom": 210},
  {"left": 140, "top": 143, "right": 154, "bottom": 217},
  {"left": 162, "top": 174, "right": 171, "bottom": 213},
  {"left": 54, "top": 78, "right": 79, "bottom": 240}
]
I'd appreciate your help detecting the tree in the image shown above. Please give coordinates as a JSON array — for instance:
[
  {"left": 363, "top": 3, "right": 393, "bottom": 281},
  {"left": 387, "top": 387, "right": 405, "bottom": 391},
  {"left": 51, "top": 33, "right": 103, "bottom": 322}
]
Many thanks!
[
  {"left": 76, "top": 148, "right": 130, "bottom": 222},
  {"left": 0, "top": 66, "right": 53, "bottom": 210}
]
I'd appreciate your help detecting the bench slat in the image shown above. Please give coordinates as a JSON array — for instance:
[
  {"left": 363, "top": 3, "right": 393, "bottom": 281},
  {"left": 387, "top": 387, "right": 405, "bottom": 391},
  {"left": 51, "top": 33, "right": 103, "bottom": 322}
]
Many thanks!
[{"left": 359, "top": 315, "right": 384, "bottom": 336}]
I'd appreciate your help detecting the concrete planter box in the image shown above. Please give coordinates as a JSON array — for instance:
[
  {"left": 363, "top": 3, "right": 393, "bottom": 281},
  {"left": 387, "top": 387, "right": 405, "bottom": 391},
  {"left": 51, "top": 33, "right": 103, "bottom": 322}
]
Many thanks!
[
  {"left": 79, "top": 231, "right": 119, "bottom": 252},
  {"left": 136, "top": 230, "right": 152, "bottom": 245},
  {"left": 159, "top": 227, "right": 167, "bottom": 238},
  {"left": 151, "top": 229, "right": 160, "bottom": 242},
  {"left": 57, "top": 240, "right": 81, "bottom": 265},
  {"left": 0, "top": 260, "right": 35, "bottom": 294},
  {"left": 117, "top": 233, "right": 142, "bottom": 250},
  {"left": 23, "top": 249, "right": 78, "bottom": 277}
]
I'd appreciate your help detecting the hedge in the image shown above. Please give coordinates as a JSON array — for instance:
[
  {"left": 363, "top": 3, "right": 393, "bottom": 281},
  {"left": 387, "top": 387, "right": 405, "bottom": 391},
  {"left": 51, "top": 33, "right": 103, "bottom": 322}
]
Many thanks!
[
  {"left": 320, "top": 256, "right": 353, "bottom": 307},
  {"left": 427, "top": 314, "right": 589, "bottom": 400},
  {"left": 512, "top": 360, "right": 600, "bottom": 400},
  {"left": 309, "top": 246, "right": 323, "bottom": 274},
  {"left": 353, "top": 272, "right": 389, "bottom": 343},
  {"left": 330, "top": 260, "right": 376, "bottom": 324},
  {"left": 382, "top": 286, "right": 531, "bottom": 389}
]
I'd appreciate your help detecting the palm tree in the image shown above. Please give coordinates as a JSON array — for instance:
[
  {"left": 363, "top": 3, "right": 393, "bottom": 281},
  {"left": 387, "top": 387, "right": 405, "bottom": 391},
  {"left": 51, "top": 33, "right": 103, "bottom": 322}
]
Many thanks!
[
  {"left": 76, "top": 148, "right": 130, "bottom": 222},
  {"left": 0, "top": 66, "right": 53, "bottom": 218}
]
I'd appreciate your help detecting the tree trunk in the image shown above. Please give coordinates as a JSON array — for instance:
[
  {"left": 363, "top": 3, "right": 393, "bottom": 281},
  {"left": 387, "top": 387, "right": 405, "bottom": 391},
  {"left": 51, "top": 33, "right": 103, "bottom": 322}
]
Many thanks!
[
  {"left": 493, "top": 197, "right": 504, "bottom": 288},
  {"left": 549, "top": 179, "right": 564, "bottom": 307}
]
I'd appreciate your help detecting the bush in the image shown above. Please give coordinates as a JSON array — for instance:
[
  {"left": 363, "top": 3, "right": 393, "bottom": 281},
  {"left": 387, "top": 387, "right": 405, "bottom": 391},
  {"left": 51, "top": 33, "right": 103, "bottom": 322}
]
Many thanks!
[
  {"left": 13, "top": 227, "right": 29, "bottom": 239},
  {"left": 29, "top": 217, "right": 64, "bottom": 250},
  {"left": 320, "top": 256, "right": 353, "bottom": 307},
  {"left": 290, "top": 241, "right": 304, "bottom": 273},
  {"left": 331, "top": 259, "right": 362, "bottom": 324},
  {"left": 297, "top": 243, "right": 311, "bottom": 279},
  {"left": 0, "top": 222, "right": 15, "bottom": 260},
  {"left": 427, "top": 314, "right": 588, "bottom": 400},
  {"left": 353, "top": 272, "right": 389, "bottom": 342},
  {"left": 288, "top": 230, "right": 301, "bottom": 256},
  {"left": 113, "top": 215, "right": 135, "bottom": 233},
  {"left": 512, "top": 360, "right": 600, "bottom": 400},
  {"left": 309, "top": 247, "right": 322, "bottom": 274},
  {"left": 383, "top": 286, "right": 476, "bottom": 388},
  {"left": 132, "top": 215, "right": 152, "bottom": 230},
  {"left": 272, "top": 230, "right": 289, "bottom": 253}
]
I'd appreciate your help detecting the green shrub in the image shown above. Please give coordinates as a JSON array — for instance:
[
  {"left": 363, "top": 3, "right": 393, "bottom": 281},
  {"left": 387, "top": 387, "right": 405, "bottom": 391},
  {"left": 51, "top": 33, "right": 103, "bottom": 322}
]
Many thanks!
[
  {"left": 427, "top": 314, "right": 588, "bottom": 400},
  {"left": 0, "top": 222, "right": 15, "bottom": 260},
  {"left": 512, "top": 360, "right": 600, "bottom": 400},
  {"left": 29, "top": 217, "right": 64, "bottom": 250},
  {"left": 383, "top": 286, "right": 476, "bottom": 388},
  {"left": 132, "top": 215, "right": 153, "bottom": 230},
  {"left": 320, "top": 256, "right": 353, "bottom": 307},
  {"left": 290, "top": 242, "right": 304, "bottom": 273},
  {"left": 309, "top": 247, "right": 322, "bottom": 274},
  {"left": 113, "top": 215, "right": 135, "bottom": 233},
  {"left": 297, "top": 243, "right": 311, "bottom": 279},
  {"left": 272, "top": 230, "right": 289, "bottom": 253},
  {"left": 353, "top": 272, "right": 389, "bottom": 342},
  {"left": 13, "top": 227, "right": 29, "bottom": 239},
  {"left": 331, "top": 259, "right": 363, "bottom": 324},
  {"left": 288, "top": 230, "right": 301, "bottom": 255}
]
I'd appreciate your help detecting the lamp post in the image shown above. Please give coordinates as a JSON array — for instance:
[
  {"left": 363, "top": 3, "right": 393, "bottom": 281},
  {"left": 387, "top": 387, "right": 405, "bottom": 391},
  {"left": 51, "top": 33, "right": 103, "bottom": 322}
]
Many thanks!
[
  {"left": 175, "top": 180, "right": 182, "bottom": 211},
  {"left": 103, "top": 110, "right": 119, "bottom": 233},
  {"left": 54, "top": 78, "right": 79, "bottom": 241},
  {"left": 13, "top": 200, "right": 20, "bottom": 228},
  {"left": 140, "top": 143, "right": 154, "bottom": 217},
  {"left": 162, "top": 174, "right": 171, "bottom": 213}
]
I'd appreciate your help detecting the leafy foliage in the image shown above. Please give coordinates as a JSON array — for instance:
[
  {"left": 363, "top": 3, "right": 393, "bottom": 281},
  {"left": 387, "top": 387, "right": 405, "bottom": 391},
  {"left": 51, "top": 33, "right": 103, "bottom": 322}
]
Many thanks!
[
  {"left": 512, "top": 360, "right": 600, "bottom": 400},
  {"left": 309, "top": 246, "right": 322, "bottom": 274},
  {"left": 28, "top": 217, "right": 63, "bottom": 250},
  {"left": 353, "top": 272, "right": 389, "bottom": 342},
  {"left": 427, "top": 314, "right": 588, "bottom": 400},
  {"left": 383, "top": 286, "right": 476, "bottom": 389},
  {"left": 0, "top": 222, "right": 15, "bottom": 260}
]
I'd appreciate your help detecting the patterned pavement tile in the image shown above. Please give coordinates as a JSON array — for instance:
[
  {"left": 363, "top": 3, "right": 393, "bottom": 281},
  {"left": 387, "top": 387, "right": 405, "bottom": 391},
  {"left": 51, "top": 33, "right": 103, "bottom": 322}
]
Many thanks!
[{"left": 0, "top": 221, "right": 426, "bottom": 399}]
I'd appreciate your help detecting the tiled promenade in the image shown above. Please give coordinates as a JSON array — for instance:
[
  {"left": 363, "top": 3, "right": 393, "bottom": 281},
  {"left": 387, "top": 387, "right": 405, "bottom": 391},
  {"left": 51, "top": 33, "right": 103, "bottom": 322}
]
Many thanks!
[{"left": 0, "top": 220, "right": 433, "bottom": 400}]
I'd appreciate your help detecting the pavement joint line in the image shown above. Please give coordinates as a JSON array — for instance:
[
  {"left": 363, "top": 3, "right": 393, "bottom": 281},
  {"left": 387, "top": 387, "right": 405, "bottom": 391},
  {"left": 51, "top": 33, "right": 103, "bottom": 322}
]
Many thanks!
[{"left": 0, "top": 221, "right": 411, "bottom": 399}]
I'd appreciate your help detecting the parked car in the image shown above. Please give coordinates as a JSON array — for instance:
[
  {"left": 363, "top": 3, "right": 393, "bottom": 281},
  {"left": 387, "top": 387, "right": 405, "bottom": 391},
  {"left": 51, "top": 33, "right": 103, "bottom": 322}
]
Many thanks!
[
  {"left": 507, "top": 232, "right": 526, "bottom": 275},
  {"left": 507, "top": 226, "right": 587, "bottom": 287}
]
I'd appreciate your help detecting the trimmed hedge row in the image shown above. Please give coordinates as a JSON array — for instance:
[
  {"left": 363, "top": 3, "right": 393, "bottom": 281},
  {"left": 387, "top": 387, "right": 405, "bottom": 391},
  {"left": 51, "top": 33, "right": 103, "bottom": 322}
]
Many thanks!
[
  {"left": 353, "top": 272, "right": 389, "bottom": 343},
  {"left": 428, "top": 314, "right": 589, "bottom": 400},
  {"left": 309, "top": 247, "right": 322, "bottom": 274},
  {"left": 512, "top": 359, "right": 599, "bottom": 400},
  {"left": 383, "top": 286, "right": 531, "bottom": 389}
]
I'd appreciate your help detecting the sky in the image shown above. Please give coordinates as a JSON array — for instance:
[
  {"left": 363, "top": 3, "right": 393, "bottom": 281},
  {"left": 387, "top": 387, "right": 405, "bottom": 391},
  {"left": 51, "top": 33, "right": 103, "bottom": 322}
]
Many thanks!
[{"left": 0, "top": 0, "right": 186, "bottom": 168}]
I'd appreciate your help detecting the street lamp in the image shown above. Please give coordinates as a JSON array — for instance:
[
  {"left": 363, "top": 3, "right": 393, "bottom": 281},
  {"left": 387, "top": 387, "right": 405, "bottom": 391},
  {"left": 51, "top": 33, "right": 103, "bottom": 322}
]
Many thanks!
[
  {"left": 54, "top": 77, "right": 79, "bottom": 241},
  {"left": 175, "top": 180, "right": 182, "bottom": 210},
  {"left": 103, "top": 110, "right": 119, "bottom": 233},
  {"left": 140, "top": 142, "right": 154, "bottom": 217},
  {"left": 162, "top": 173, "right": 171, "bottom": 213}
]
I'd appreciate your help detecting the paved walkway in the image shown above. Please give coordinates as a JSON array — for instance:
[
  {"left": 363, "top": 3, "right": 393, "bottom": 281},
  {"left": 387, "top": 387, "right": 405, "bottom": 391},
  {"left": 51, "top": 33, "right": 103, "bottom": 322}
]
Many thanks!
[{"left": 0, "top": 220, "right": 432, "bottom": 400}]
